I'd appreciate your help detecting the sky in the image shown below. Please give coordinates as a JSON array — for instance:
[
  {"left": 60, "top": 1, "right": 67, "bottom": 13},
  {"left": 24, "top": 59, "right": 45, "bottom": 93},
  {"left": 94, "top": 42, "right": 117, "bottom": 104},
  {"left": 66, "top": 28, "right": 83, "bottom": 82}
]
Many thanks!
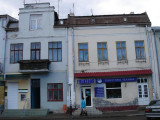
[{"left": 0, "top": 0, "right": 159, "bottom": 26}]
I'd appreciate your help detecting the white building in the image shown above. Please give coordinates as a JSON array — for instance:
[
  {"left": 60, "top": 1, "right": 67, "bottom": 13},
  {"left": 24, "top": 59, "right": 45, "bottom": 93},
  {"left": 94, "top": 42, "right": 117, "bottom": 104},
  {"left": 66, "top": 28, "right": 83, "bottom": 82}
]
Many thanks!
[
  {"left": 5, "top": 3, "right": 68, "bottom": 112},
  {"left": 0, "top": 15, "right": 17, "bottom": 108}
]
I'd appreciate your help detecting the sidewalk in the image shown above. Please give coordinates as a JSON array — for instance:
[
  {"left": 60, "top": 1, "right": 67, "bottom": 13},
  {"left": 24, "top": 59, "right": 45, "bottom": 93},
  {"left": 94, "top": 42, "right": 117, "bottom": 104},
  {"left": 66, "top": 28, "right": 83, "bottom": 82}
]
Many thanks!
[{"left": 0, "top": 110, "right": 145, "bottom": 120}]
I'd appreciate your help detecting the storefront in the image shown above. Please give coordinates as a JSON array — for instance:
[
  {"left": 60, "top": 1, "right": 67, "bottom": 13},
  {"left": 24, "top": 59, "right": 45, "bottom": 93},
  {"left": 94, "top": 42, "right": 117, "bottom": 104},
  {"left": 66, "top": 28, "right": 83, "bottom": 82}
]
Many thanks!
[{"left": 75, "top": 69, "right": 152, "bottom": 111}]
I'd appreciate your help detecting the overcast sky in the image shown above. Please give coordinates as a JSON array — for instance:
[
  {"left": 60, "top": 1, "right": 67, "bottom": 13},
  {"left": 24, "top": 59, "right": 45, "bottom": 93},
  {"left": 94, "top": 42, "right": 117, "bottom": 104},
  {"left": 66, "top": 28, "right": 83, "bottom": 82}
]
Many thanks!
[{"left": 0, "top": 0, "right": 159, "bottom": 26}]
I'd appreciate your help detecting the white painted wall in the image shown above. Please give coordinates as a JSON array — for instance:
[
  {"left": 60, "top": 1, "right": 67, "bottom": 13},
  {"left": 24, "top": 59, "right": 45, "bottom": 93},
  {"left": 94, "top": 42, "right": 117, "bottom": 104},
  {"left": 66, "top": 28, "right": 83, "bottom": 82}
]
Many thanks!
[{"left": 72, "top": 26, "right": 150, "bottom": 72}]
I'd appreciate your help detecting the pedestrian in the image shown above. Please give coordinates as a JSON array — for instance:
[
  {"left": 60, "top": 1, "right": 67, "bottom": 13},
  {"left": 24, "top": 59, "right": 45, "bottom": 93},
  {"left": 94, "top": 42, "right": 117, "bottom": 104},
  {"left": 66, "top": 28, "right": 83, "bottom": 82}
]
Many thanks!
[{"left": 80, "top": 97, "right": 87, "bottom": 116}]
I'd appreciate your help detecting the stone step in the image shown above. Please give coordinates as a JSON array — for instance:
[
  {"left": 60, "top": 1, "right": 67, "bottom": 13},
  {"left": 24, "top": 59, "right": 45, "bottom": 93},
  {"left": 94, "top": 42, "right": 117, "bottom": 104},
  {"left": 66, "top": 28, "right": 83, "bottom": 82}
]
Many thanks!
[
  {"left": 73, "top": 107, "right": 102, "bottom": 116},
  {"left": 1, "top": 109, "right": 49, "bottom": 117}
]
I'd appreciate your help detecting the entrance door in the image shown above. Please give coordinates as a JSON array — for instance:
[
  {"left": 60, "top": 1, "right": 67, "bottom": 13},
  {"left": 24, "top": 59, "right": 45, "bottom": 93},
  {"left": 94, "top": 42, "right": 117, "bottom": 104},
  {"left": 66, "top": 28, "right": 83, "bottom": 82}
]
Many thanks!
[
  {"left": 81, "top": 87, "right": 92, "bottom": 107},
  {"left": 8, "top": 83, "right": 18, "bottom": 109},
  {"left": 31, "top": 79, "right": 40, "bottom": 108},
  {"left": 137, "top": 84, "right": 149, "bottom": 105}
]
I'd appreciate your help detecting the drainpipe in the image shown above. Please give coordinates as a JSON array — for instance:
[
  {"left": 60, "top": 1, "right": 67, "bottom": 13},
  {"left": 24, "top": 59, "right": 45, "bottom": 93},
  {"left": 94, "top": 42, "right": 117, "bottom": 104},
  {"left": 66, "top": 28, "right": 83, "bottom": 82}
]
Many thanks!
[
  {"left": 153, "top": 29, "right": 160, "bottom": 99},
  {"left": 66, "top": 27, "right": 69, "bottom": 107},
  {"left": 146, "top": 25, "right": 156, "bottom": 100},
  {"left": 72, "top": 28, "right": 76, "bottom": 107},
  {"left": 3, "top": 29, "right": 7, "bottom": 80}
]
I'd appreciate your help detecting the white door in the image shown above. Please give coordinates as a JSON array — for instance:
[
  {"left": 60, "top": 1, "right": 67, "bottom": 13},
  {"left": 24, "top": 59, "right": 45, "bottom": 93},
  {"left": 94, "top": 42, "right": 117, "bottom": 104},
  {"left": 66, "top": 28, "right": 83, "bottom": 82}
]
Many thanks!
[
  {"left": 137, "top": 84, "right": 149, "bottom": 105},
  {"left": 8, "top": 83, "right": 18, "bottom": 109},
  {"left": 81, "top": 87, "right": 92, "bottom": 107}
]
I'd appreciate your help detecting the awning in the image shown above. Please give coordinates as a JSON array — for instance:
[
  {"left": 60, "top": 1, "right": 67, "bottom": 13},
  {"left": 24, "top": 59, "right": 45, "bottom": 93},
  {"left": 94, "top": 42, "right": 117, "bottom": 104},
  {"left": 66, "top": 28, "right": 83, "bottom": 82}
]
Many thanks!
[{"left": 74, "top": 69, "right": 152, "bottom": 78}]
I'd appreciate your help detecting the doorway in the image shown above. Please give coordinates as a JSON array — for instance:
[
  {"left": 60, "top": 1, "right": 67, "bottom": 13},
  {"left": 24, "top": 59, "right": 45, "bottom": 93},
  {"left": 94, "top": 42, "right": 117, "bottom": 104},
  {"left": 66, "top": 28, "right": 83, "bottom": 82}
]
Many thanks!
[
  {"left": 137, "top": 78, "right": 149, "bottom": 105},
  {"left": 31, "top": 79, "right": 40, "bottom": 108},
  {"left": 81, "top": 87, "right": 92, "bottom": 107}
]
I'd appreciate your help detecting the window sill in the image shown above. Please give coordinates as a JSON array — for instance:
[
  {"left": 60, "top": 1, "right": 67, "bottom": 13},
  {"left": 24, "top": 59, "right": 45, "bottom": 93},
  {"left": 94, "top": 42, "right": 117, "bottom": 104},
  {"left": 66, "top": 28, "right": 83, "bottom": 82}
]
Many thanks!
[
  {"left": 117, "top": 60, "right": 128, "bottom": 64},
  {"left": 136, "top": 58, "right": 146, "bottom": 62},
  {"left": 79, "top": 62, "right": 90, "bottom": 66},
  {"left": 98, "top": 61, "right": 109, "bottom": 65}
]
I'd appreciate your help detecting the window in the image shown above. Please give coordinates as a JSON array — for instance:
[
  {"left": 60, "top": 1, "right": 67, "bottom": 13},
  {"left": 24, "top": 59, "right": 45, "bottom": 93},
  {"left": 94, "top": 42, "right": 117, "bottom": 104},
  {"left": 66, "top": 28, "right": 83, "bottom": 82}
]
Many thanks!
[
  {"left": 47, "top": 83, "right": 63, "bottom": 101},
  {"left": 21, "top": 94, "right": 26, "bottom": 101},
  {"left": 97, "top": 42, "right": 108, "bottom": 61},
  {"left": 1, "top": 18, "right": 6, "bottom": 27},
  {"left": 10, "top": 43, "right": 23, "bottom": 63},
  {"left": 31, "top": 42, "right": 41, "bottom": 60},
  {"left": 135, "top": 41, "right": 145, "bottom": 59},
  {"left": 106, "top": 82, "right": 121, "bottom": 99},
  {"left": 49, "top": 42, "right": 62, "bottom": 62},
  {"left": 116, "top": 41, "right": 127, "bottom": 60},
  {"left": 30, "top": 14, "right": 42, "bottom": 30},
  {"left": 78, "top": 43, "right": 88, "bottom": 62}
]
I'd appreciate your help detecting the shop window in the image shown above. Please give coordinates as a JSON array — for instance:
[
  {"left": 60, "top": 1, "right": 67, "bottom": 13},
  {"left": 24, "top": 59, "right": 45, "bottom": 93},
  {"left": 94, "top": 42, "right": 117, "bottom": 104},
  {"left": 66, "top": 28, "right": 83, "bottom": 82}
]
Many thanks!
[
  {"left": 21, "top": 94, "right": 26, "bottom": 101},
  {"left": 47, "top": 83, "right": 63, "bottom": 101},
  {"left": 49, "top": 42, "right": 62, "bottom": 62},
  {"left": 78, "top": 43, "right": 88, "bottom": 62},
  {"left": 97, "top": 42, "right": 108, "bottom": 61},
  {"left": 135, "top": 41, "right": 145, "bottom": 59},
  {"left": 116, "top": 41, "right": 127, "bottom": 60},
  {"left": 10, "top": 43, "right": 23, "bottom": 63},
  {"left": 106, "top": 82, "right": 121, "bottom": 99}
]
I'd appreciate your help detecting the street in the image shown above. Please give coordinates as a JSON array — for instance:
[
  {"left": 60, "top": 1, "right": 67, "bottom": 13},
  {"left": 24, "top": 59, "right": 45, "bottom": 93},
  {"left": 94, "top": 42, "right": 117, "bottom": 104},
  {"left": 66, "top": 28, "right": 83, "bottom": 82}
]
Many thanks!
[{"left": 64, "top": 116, "right": 159, "bottom": 120}]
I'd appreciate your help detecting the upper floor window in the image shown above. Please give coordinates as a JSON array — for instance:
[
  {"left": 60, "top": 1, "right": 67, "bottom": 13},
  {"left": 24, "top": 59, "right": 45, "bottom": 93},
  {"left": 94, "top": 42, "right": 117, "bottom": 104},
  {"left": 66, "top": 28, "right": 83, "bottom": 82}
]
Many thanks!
[
  {"left": 116, "top": 41, "right": 127, "bottom": 60},
  {"left": 49, "top": 42, "right": 62, "bottom": 62},
  {"left": 31, "top": 42, "right": 41, "bottom": 60},
  {"left": 10, "top": 43, "right": 23, "bottom": 63},
  {"left": 135, "top": 41, "right": 145, "bottom": 59},
  {"left": 78, "top": 43, "right": 88, "bottom": 62},
  {"left": 30, "top": 14, "right": 42, "bottom": 30},
  {"left": 48, "top": 83, "right": 63, "bottom": 101},
  {"left": 1, "top": 18, "right": 6, "bottom": 27},
  {"left": 97, "top": 42, "right": 108, "bottom": 61}
]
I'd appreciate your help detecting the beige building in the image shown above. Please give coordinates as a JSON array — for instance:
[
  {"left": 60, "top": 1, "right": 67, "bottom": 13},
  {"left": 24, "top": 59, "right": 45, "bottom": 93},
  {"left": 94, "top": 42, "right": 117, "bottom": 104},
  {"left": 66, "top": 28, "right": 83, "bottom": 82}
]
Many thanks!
[{"left": 64, "top": 12, "right": 153, "bottom": 111}]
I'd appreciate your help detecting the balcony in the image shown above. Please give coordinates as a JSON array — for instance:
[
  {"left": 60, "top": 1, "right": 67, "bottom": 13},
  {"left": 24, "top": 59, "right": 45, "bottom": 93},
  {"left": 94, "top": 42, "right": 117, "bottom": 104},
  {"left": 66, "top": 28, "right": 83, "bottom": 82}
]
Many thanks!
[{"left": 18, "top": 59, "right": 50, "bottom": 73}]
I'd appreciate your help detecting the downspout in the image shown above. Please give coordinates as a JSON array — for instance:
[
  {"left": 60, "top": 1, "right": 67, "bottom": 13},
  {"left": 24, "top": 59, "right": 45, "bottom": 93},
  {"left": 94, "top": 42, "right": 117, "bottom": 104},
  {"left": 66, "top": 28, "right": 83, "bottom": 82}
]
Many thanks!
[
  {"left": 72, "top": 28, "right": 76, "bottom": 107},
  {"left": 66, "top": 27, "right": 69, "bottom": 106},
  {"left": 153, "top": 30, "right": 160, "bottom": 99},
  {"left": 146, "top": 25, "right": 155, "bottom": 100},
  {"left": 3, "top": 29, "right": 7, "bottom": 80}
]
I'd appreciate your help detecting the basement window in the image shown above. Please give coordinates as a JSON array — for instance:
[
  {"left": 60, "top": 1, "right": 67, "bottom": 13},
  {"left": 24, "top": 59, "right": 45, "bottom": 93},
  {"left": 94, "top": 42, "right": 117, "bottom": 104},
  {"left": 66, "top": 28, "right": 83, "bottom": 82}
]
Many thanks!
[{"left": 106, "top": 82, "right": 122, "bottom": 99}]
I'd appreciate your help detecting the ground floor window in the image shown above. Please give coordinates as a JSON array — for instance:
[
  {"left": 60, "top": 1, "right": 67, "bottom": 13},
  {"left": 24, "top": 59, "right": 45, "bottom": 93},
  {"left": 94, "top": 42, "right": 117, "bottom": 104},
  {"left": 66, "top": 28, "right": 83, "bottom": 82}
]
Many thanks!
[
  {"left": 47, "top": 83, "right": 63, "bottom": 101},
  {"left": 106, "top": 82, "right": 121, "bottom": 98}
]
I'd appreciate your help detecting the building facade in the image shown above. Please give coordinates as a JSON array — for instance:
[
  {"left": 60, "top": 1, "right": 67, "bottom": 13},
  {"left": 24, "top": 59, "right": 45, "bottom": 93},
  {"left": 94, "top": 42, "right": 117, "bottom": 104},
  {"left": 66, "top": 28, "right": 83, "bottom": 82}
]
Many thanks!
[
  {"left": 64, "top": 13, "right": 154, "bottom": 111},
  {"left": 0, "top": 2, "right": 157, "bottom": 113},
  {"left": 0, "top": 15, "right": 17, "bottom": 109},
  {"left": 5, "top": 3, "right": 68, "bottom": 112}
]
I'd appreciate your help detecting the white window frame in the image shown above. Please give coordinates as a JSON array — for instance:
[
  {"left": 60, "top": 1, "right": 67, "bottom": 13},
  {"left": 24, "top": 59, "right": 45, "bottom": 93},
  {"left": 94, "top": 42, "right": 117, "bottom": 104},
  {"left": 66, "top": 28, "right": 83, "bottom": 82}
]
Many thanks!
[{"left": 30, "top": 14, "right": 42, "bottom": 30}]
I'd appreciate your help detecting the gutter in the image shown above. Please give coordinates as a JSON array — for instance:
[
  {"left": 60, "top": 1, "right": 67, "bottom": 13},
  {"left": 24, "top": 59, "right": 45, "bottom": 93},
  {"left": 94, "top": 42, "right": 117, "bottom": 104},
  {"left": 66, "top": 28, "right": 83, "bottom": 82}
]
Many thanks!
[
  {"left": 146, "top": 25, "right": 156, "bottom": 99},
  {"left": 3, "top": 29, "right": 7, "bottom": 80}
]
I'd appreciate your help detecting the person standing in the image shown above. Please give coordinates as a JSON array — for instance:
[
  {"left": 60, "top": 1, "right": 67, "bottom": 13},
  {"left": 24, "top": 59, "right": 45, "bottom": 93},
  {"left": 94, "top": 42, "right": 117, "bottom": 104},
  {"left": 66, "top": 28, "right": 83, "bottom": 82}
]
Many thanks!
[{"left": 80, "top": 97, "right": 87, "bottom": 116}]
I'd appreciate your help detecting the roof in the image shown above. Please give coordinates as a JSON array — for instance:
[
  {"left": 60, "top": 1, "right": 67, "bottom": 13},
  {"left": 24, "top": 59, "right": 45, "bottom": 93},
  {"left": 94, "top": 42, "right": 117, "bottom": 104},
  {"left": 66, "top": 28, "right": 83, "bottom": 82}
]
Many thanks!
[
  {"left": 74, "top": 69, "right": 152, "bottom": 78},
  {"left": 55, "top": 12, "right": 151, "bottom": 28}
]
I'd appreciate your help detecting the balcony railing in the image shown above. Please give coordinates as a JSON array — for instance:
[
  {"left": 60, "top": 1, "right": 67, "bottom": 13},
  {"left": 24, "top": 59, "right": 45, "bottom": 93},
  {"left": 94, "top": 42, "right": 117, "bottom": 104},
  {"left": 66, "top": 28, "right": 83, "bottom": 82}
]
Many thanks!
[{"left": 18, "top": 59, "right": 50, "bottom": 73}]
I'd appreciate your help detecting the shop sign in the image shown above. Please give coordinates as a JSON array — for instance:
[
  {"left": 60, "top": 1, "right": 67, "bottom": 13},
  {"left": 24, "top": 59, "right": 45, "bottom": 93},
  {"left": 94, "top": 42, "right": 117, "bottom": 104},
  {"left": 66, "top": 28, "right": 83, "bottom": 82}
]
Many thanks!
[
  {"left": 96, "top": 77, "right": 137, "bottom": 83},
  {"left": 95, "top": 87, "right": 104, "bottom": 97},
  {"left": 77, "top": 79, "right": 95, "bottom": 84},
  {"left": 18, "top": 89, "right": 28, "bottom": 93}
]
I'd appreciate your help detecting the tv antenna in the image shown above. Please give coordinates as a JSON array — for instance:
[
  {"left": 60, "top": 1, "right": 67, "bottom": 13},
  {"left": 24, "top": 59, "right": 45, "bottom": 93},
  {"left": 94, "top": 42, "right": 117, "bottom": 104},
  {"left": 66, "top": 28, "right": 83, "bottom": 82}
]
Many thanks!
[
  {"left": 58, "top": 0, "right": 62, "bottom": 17},
  {"left": 91, "top": 9, "right": 93, "bottom": 16}
]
